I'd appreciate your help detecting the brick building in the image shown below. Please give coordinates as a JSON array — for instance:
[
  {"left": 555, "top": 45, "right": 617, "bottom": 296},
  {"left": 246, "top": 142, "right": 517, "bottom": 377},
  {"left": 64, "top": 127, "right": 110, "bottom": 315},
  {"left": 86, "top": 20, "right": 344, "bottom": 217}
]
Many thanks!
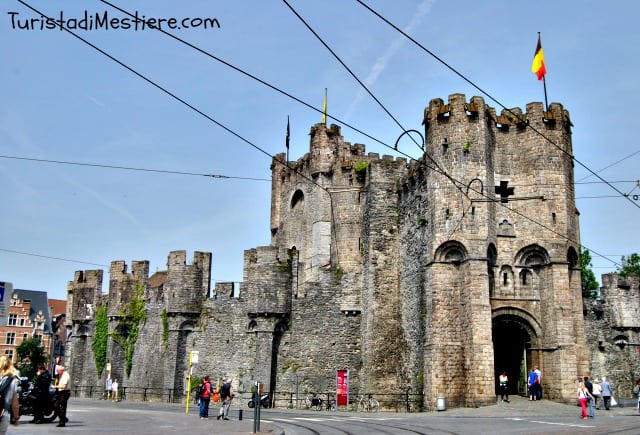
[{"left": 0, "top": 290, "right": 55, "bottom": 365}]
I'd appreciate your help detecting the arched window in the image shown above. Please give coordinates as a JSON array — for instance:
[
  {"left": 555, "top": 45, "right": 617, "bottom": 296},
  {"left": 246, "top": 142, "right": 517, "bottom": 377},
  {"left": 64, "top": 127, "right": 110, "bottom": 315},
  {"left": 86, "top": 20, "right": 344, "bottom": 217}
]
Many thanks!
[
  {"left": 291, "top": 189, "right": 304, "bottom": 209},
  {"left": 520, "top": 269, "right": 532, "bottom": 286},
  {"left": 567, "top": 247, "right": 579, "bottom": 269},
  {"left": 487, "top": 244, "right": 497, "bottom": 297},
  {"left": 500, "top": 265, "right": 514, "bottom": 289},
  {"left": 515, "top": 244, "right": 550, "bottom": 268},
  {"left": 434, "top": 240, "right": 468, "bottom": 264}
]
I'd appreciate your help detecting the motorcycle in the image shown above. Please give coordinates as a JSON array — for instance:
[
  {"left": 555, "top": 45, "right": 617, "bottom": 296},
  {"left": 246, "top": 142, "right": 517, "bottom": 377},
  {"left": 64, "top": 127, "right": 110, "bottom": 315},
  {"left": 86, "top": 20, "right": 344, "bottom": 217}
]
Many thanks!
[
  {"left": 247, "top": 393, "right": 270, "bottom": 408},
  {"left": 17, "top": 377, "right": 59, "bottom": 423}
]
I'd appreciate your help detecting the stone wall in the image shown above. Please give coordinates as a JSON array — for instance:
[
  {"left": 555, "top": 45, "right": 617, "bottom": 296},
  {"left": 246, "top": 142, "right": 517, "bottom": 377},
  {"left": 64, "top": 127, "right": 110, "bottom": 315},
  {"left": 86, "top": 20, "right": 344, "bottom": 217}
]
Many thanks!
[
  {"left": 67, "top": 93, "right": 594, "bottom": 409},
  {"left": 585, "top": 273, "right": 640, "bottom": 399}
]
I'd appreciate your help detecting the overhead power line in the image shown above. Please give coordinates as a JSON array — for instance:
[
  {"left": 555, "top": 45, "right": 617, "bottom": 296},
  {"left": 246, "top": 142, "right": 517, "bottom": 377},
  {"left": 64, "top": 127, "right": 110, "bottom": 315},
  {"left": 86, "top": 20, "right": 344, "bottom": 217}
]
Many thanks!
[
  {"left": 576, "top": 149, "right": 640, "bottom": 182},
  {"left": 0, "top": 248, "right": 108, "bottom": 267},
  {"left": 99, "top": 0, "right": 622, "bottom": 268},
  {"left": 0, "top": 154, "right": 271, "bottom": 181},
  {"left": 279, "top": 1, "right": 624, "bottom": 267},
  {"left": 354, "top": 0, "right": 640, "bottom": 211},
  {"left": 18, "top": 1, "right": 622, "bottom": 270}
]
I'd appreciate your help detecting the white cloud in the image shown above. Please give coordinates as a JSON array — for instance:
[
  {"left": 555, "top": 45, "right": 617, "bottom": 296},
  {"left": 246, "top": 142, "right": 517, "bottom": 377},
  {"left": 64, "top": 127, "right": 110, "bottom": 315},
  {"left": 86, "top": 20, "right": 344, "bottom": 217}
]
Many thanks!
[{"left": 343, "top": 0, "right": 435, "bottom": 121}]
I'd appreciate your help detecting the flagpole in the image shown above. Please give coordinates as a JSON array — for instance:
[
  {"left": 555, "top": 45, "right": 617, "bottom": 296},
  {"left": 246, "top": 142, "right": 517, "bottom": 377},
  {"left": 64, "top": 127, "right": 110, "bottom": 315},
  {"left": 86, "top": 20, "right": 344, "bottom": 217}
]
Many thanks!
[
  {"left": 542, "top": 76, "right": 549, "bottom": 113},
  {"left": 285, "top": 115, "right": 290, "bottom": 162},
  {"left": 323, "top": 88, "right": 327, "bottom": 126},
  {"left": 532, "top": 32, "right": 549, "bottom": 113},
  {"left": 539, "top": 32, "right": 549, "bottom": 112}
]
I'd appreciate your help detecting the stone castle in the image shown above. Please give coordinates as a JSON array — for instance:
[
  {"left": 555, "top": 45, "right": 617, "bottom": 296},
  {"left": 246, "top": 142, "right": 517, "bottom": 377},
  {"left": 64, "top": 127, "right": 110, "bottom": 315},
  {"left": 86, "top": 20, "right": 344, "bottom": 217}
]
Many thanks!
[{"left": 65, "top": 93, "right": 634, "bottom": 408}]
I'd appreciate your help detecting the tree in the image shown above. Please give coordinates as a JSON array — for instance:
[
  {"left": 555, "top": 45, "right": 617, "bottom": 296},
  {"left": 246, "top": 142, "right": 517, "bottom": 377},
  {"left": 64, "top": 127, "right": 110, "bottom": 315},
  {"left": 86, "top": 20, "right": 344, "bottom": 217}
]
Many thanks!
[
  {"left": 580, "top": 246, "right": 599, "bottom": 299},
  {"left": 618, "top": 253, "right": 640, "bottom": 278},
  {"left": 16, "top": 337, "right": 48, "bottom": 380}
]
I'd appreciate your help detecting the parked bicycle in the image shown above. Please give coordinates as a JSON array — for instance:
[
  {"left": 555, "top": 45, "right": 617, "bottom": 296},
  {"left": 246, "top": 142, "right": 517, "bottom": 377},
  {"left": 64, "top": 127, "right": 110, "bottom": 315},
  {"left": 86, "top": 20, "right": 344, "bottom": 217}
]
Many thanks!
[
  {"left": 325, "top": 397, "right": 337, "bottom": 411},
  {"left": 304, "top": 394, "right": 323, "bottom": 410},
  {"left": 356, "top": 394, "right": 380, "bottom": 412},
  {"left": 304, "top": 394, "right": 336, "bottom": 411}
]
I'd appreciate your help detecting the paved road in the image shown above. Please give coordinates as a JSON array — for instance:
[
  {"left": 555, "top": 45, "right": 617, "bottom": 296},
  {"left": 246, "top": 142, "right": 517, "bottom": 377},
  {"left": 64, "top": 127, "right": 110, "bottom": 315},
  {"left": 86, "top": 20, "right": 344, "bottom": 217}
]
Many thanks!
[{"left": 8, "top": 395, "right": 640, "bottom": 434}]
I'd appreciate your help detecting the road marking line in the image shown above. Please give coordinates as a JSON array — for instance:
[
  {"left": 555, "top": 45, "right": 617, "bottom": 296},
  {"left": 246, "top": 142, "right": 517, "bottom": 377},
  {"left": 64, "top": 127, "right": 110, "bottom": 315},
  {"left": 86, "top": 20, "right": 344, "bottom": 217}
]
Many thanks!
[{"left": 506, "top": 418, "right": 593, "bottom": 428}]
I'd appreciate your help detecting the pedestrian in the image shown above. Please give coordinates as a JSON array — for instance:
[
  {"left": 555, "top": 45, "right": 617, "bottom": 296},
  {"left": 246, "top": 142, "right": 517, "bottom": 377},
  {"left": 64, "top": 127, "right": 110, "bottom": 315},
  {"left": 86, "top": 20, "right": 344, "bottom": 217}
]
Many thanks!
[
  {"left": 600, "top": 376, "right": 613, "bottom": 410},
  {"left": 217, "top": 378, "right": 233, "bottom": 420},
  {"left": 0, "top": 355, "right": 20, "bottom": 434},
  {"left": 633, "top": 378, "right": 640, "bottom": 413},
  {"left": 32, "top": 365, "right": 52, "bottom": 424},
  {"left": 111, "top": 378, "right": 119, "bottom": 402},
  {"left": 577, "top": 378, "right": 593, "bottom": 420},
  {"left": 584, "top": 376, "right": 594, "bottom": 418},
  {"left": 53, "top": 365, "right": 71, "bottom": 427},
  {"left": 527, "top": 368, "right": 538, "bottom": 401},
  {"left": 534, "top": 366, "right": 543, "bottom": 400},
  {"left": 198, "top": 376, "right": 213, "bottom": 419},
  {"left": 592, "top": 379, "right": 602, "bottom": 409},
  {"left": 105, "top": 376, "right": 112, "bottom": 401},
  {"left": 498, "top": 371, "right": 509, "bottom": 403}
]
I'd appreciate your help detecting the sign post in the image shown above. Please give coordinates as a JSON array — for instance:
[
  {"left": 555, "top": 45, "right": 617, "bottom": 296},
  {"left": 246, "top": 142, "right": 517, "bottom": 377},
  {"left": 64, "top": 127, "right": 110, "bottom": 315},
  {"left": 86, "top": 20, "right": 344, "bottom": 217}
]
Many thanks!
[{"left": 185, "top": 351, "right": 199, "bottom": 414}]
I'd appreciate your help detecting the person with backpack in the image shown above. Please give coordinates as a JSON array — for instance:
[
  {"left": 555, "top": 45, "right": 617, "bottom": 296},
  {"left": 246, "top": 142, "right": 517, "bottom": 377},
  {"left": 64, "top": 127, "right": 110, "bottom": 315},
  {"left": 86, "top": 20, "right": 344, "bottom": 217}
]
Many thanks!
[
  {"left": 0, "top": 355, "right": 20, "bottom": 434},
  {"left": 217, "top": 378, "right": 233, "bottom": 420},
  {"left": 198, "top": 375, "right": 213, "bottom": 419},
  {"left": 584, "top": 376, "right": 595, "bottom": 418}
]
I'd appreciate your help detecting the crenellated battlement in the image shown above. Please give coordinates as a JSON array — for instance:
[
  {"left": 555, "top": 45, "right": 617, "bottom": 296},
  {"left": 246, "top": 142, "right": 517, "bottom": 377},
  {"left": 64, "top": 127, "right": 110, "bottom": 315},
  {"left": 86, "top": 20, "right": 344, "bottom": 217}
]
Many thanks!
[
  {"left": 424, "top": 94, "right": 572, "bottom": 137},
  {"left": 67, "top": 269, "right": 104, "bottom": 321}
]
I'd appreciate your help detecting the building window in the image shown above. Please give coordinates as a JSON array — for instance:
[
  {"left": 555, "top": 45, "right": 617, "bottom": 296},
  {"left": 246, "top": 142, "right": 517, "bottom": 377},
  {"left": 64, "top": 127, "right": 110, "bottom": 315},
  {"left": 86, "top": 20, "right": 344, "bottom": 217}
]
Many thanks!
[
  {"left": 6, "top": 333, "right": 15, "bottom": 345},
  {"left": 4, "top": 350, "right": 13, "bottom": 361},
  {"left": 8, "top": 314, "right": 17, "bottom": 326},
  {"left": 33, "top": 334, "right": 42, "bottom": 342},
  {"left": 23, "top": 333, "right": 28, "bottom": 342},
  {"left": 19, "top": 319, "right": 25, "bottom": 326}
]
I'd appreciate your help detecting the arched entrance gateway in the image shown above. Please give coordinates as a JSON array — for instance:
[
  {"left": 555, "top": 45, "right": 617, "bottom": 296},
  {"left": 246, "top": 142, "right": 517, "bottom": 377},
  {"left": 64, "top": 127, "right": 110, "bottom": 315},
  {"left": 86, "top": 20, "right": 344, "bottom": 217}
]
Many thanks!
[{"left": 492, "top": 310, "right": 541, "bottom": 397}]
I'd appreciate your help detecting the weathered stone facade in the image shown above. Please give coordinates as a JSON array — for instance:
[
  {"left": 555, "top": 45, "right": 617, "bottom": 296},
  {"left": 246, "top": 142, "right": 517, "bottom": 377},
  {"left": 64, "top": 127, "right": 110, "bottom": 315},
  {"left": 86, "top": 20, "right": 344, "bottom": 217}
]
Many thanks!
[
  {"left": 66, "top": 93, "right": 591, "bottom": 408},
  {"left": 584, "top": 273, "right": 640, "bottom": 399}
]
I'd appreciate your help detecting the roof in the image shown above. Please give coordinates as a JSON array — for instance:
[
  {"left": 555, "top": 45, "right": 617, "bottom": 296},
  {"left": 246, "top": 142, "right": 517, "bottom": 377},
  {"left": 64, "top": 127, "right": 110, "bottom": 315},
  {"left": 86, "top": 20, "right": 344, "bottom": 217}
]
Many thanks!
[
  {"left": 148, "top": 271, "right": 167, "bottom": 288},
  {"left": 48, "top": 299, "right": 66, "bottom": 317},
  {"left": 14, "top": 289, "right": 53, "bottom": 334}
]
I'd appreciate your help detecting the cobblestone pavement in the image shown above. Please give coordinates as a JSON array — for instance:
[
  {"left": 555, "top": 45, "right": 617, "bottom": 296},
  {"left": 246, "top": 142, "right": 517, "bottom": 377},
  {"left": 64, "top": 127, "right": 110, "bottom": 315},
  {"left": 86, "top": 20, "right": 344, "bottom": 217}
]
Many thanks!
[{"left": 9, "top": 395, "right": 639, "bottom": 434}]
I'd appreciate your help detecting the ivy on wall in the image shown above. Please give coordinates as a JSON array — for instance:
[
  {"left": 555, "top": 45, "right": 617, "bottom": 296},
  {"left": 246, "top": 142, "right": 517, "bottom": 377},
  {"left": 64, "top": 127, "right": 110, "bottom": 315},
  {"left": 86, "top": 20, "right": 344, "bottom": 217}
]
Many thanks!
[
  {"left": 111, "top": 282, "right": 147, "bottom": 377},
  {"left": 161, "top": 308, "right": 169, "bottom": 348},
  {"left": 92, "top": 304, "right": 108, "bottom": 375},
  {"left": 354, "top": 161, "right": 368, "bottom": 182}
]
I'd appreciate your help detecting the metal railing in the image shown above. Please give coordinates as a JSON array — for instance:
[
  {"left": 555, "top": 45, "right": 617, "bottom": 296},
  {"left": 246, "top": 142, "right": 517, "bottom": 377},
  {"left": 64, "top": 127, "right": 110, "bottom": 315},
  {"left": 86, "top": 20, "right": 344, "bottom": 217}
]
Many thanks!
[
  {"left": 69, "top": 386, "right": 425, "bottom": 411},
  {"left": 71, "top": 386, "right": 179, "bottom": 403}
]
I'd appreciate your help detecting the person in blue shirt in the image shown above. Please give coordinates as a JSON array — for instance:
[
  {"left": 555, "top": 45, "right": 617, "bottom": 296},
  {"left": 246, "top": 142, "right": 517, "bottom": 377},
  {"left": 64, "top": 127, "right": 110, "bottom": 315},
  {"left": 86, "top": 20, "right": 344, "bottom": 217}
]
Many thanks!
[{"left": 528, "top": 368, "right": 539, "bottom": 401}]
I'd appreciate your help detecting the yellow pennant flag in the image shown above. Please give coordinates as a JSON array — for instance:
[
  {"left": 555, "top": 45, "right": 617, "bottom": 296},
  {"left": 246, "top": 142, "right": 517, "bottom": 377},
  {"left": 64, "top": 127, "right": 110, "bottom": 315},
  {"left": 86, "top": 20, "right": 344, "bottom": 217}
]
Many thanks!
[{"left": 322, "top": 89, "right": 327, "bottom": 124}]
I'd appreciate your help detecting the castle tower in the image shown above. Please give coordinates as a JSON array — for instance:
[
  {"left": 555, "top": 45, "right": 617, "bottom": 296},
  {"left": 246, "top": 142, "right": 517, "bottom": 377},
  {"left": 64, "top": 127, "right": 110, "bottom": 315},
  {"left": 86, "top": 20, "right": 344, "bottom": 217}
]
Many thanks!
[
  {"left": 269, "top": 123, "right": 368, "bottom": 284},
  {"left": 165, "top": 250, "right": 211, "bottom": 314},
  {"left": 419, "top": 94, "right": 496, "bottom": 406},
  {"left": 414, "top": 93, "right": 586, "bottom": 406},
  {"left": 66, "top": 270, "right": 104, "bottom": 390}
]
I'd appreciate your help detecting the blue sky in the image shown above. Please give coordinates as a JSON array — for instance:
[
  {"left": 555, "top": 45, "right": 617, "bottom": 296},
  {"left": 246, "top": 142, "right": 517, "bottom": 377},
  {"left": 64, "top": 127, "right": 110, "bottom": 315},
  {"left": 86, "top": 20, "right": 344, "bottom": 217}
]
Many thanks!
[{"left": 2, "top": 0, "right": 638, "bottom": 301}]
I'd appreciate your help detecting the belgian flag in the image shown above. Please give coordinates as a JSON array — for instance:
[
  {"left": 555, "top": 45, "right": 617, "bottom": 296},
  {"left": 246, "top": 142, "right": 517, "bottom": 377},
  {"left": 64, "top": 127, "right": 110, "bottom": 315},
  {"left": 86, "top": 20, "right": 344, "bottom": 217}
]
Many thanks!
[{"left": 531, "top": 35, "right": 546, "bottom": 80}]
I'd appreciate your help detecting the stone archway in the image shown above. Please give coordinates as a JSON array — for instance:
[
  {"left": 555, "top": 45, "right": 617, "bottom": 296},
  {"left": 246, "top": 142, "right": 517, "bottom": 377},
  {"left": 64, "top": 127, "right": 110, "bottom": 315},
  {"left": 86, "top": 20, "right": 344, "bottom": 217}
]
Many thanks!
[{"left": 492, "top": 311, "right": 540, "bottom": 396}]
